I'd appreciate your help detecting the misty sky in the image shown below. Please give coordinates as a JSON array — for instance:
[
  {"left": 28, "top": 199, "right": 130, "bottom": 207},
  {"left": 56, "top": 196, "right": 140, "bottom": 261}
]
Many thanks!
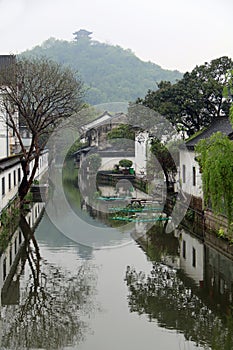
[{"left": 0, "top": 0, "right": 233, "bottom": 72}]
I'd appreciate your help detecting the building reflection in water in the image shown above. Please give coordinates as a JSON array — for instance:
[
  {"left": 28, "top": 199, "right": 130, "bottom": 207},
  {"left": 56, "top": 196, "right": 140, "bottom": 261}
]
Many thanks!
[
  {"left": 126, "top": 223, "right": 233, "bottom": 349},
  {"left": 179, "top": 227, "right": 233, "bottom": 315},
  {"left": 205, "top": 244, "right": 233, "bottom": 315},
  {"left": 179, "top": 228, "right": 204, "bottom": 287},
  {"left": 79, "top": 181, "right": 233, "bottom": 347},
  {"left": 0, "top": 202, "right": 44, "bottom": 308},
  {"left": 0, "top": 202, "right": 97, "bottom": 350}
]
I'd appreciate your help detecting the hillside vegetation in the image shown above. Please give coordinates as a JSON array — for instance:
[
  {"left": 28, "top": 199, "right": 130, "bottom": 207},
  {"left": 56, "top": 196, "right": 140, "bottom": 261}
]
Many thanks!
[{"left": 22, "top": 31, "right": 182, "bottom": 105}]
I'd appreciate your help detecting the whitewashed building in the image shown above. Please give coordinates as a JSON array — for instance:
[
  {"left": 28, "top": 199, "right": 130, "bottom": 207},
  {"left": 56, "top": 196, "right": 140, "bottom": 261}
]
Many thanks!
[
  {"left": 78, "top": 111, "right": 150, "bottom": 177},
  {"left": 0, "top": 156, "right": 22, "bottom": 213},
  {"left": 179, "top": 117, "right": 233, "bottom": 209}
]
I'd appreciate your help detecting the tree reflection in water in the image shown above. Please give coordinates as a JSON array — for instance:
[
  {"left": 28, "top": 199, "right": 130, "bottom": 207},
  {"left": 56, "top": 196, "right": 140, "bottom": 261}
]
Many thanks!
[
  {"left": 1, "top": 214, "right": 97, "bottom": 350},
  {"left": 125, "top": 263, "right": 233, "bottom": 349}
]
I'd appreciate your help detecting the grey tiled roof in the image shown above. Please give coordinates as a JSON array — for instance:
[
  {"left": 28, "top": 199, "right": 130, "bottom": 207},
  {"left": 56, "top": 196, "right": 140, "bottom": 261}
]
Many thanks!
[
  {"left": 0, "top": 155, "right": 21, "bottom": 172},
  {"left": 0, "top": 55, "right": 15, "bottom": 85},
  {"left": 0, "top": 55, "right": 15, "bottom": 70},
  {"left": 185, "top": 117, "right": 233, "bottom": 149}
]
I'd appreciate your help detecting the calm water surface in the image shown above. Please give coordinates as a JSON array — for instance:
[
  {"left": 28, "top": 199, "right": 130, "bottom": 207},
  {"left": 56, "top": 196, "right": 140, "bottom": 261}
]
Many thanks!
[
  {"left": 1, "top": 182, "right": 233, "bottom": 349},
  {"left": 35, "top": 213, "right": 201, "bottom": 350}
]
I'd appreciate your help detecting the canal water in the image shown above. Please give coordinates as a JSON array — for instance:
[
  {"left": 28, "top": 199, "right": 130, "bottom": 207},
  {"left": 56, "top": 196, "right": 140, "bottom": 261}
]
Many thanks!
[{"left": 1, "top": 178, "right": 233, "bottom": 349}]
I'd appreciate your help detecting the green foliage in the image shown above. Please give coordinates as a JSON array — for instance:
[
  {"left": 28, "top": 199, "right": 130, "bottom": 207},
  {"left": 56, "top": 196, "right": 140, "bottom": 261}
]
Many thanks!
[
  {"left": 21, "top": 35, "right": 182, "bottom": 105},
  {"left": 0, "top": 227, "right": 9, "bottom": 252},
  {"left": 217, "top": 227, "right": 226, "bottom": 239},
  {"left": 0, "top": 209, "right": 11, "bottom": 227},
  {"left": 223, "top": 69, "right": 233, "bottom": 127},
  {"left": 138, "top": 56, "right": 233, "bottom": 136},
  {"left": 185, "top": 208, "right": 195, "bottom": 222},
  {"left": 195, "top": 131, "right": 233, "bottom": 224},
  {"left": 0, "top": 205, "right": 20, "bottom": 251},
  {"left": 210, "top": 315, "right": 233, "bottom": 350},
  {"left": 150, "top": 138, "right": 177, "bottom": 186},
  {"left": 24, "top": 191, "right": 33, "bottom": 202},
  {"left": 125, "top": 264, "right": 221, "bottom": 347},
  {"left": 119, "top": 159, "right": 133, "bottom": 169},
  {"left": 107, "top": 124, "right": 135, "bottom": 150},
  {"left": 66, "top": 139, "right": 84, "bottom": 158},
  {"left": 230, "top": 105, "right": 233, "bottom": 127},
  {"left": 107, "top": 124, "right": 135, "bottom": 140}
]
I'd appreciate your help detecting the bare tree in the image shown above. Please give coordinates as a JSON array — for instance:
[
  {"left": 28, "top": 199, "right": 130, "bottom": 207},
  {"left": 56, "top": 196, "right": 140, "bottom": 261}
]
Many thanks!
[{"left": 0, "top": 56, "right": 84, "bottom": 202}]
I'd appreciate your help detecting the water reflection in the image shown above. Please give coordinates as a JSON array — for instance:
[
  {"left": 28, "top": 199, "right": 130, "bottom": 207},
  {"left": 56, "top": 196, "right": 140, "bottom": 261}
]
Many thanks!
[
  {"left": 45, "top": 167, "right": 134, "bottom": 249},
  {"left": 125, "top": 224, "right": 233, "bottom": 349},
  {"left": 35, "top": 211, "right": 94, "bottom": 260},
  {"left": 3, "top": 175, "right": 233, "bottom": 349},
  {"left": 64, "top": 173, "right": 233, "bottom": 349},
  {"left": 0, "top": 204, "right": 97, "bottom": 350},
  {"left": 205, "top": 245, "right": 233, "bottom": 315}
]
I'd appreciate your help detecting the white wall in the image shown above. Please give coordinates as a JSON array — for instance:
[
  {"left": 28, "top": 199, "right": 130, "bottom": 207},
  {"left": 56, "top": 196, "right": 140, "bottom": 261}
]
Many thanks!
[
  {"left": 0, "top": 106, "right": 19, "bottom": 158},
  {"left": 81, "top": 112, "right": 111, "bottom": 132},
  {"left": 0, "top": 151, "right": 48, "bottom": 213},
  {"left": 25, "top": 201, "right": 45, "bottom": 228},
  {"left": 179, "top": 148, "right": 203, "bottom": 198},
  {"left": 0, "top": 228, "right": 24, "bottom": 303},
  {"left": 0, "top": 201, "right": 45, "bottom": 307},
  {"left": 30, "top": 150, "right": 49, "bottom": 181},
  {"left": 135, "top": 131, "right": 149, "bottom": 176},
  {"left": 0, "top": 116, "right": 8, "bottom": 159},
  {"left": 0, "top": 162, "right": 22, "bottom": 212}
]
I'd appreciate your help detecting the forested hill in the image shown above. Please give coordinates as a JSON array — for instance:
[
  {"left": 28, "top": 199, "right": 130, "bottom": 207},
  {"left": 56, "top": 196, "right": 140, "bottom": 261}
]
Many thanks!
[{"left": 22, "top": 32, "right": 182, "bottom": 105}]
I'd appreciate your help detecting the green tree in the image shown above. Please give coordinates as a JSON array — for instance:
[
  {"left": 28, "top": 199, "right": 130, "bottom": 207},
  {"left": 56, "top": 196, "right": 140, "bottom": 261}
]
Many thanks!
[
  {"left": 195, "top": 131, "right": 233, "bottom": 224},
  {"left": 22, "top": 34, "right": 182, "bottom": 105},
  {"left": 119, "top": 159, "right": 133, "bottom": 169},
  {"left": 66, "top": 139, "right": 84, "bottom": 158},
  {"left": 137, "top": 57, "right": 233, "bottom": 136},
  {"left": 125, "top": 264, "right": 233, "bottom": 349},
  {"left": 107, "top": 124, "right": 135, "bottom": 150},
  {"left": 150, "top": 138, "right": 177, "bottom": 188},
  {"left": 223, "top": 69, "right": 233, "bottom": 127},
  {"left": 0, "top": 56, "right": 84, "bottom": 203},
  {"left": 107, "top": 124, "right": 135, "bottom": 140}
]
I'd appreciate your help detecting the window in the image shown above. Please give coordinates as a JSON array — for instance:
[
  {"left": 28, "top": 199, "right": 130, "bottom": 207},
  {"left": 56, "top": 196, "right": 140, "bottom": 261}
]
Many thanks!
[
  {"left": 182, "top": 240, "right": 186, "bottom": 259},
  {"left": 14, "top": 238, "right": 17, "bottom": 254},
  {"left": 192, "top": 247, "right": 196, "bottom": 267},
  {"left": 3, "top": 258, "right": 6, "bottom": 280},
  {"left": 9, "top": 245, "right": 12, "bottom": 266},
  {"left": 18, "top": 168, "right": 21, "bottom": 183},
  {"left": 2, "top": 177, "right": 5, "bottom": 196},
  {"left": 19, "top": 231, "right": 22, "bottom": 245},
  {"left": 13, "top": 170, "right": 16, "bottom": 186},
  {"left": 192, "top": 166, "right": 196, "bottom": 186},
  {"left": 182, "top": 164, "right": 186, "bottom": 184},
  {"left": 8, "top": 173, "right": 11, "bottom": 191}
]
